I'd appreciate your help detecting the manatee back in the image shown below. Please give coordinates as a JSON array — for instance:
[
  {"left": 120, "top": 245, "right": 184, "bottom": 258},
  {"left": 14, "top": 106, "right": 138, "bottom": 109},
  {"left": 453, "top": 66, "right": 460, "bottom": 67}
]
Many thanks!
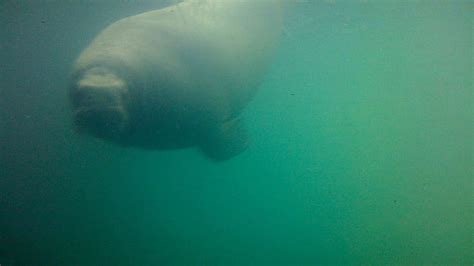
[{"left": 131, "top": 0, "right": 284, "bottom": 119}]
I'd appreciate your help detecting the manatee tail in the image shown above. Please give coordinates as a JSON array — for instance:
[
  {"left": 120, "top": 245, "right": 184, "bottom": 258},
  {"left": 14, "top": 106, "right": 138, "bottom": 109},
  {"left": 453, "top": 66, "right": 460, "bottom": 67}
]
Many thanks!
[{"left": 198, "top": 118, "right": 249, "bottom": 161}]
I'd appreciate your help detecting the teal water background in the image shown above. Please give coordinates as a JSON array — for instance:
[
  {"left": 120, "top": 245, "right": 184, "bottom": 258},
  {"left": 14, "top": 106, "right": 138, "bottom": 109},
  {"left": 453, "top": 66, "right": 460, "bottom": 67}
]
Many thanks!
[{"left": 0, "top": 1, "right": 472, "bottom": 265}]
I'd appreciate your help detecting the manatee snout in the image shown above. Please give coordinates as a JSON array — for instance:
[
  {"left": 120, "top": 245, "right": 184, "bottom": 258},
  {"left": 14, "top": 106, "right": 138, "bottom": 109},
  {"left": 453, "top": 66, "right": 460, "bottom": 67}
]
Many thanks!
[
  {"left": 71, "top": 68, "right": 130, "bottom": 139},
  {"left": 74, "top": 105, "right": 128, "bottom": 139}
]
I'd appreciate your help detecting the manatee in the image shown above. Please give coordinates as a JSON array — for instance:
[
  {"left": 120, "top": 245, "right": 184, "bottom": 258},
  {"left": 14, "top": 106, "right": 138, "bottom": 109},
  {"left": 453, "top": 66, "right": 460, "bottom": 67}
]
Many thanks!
[{"left": 70, "top": 0, "right": 283, "bottom": 161}]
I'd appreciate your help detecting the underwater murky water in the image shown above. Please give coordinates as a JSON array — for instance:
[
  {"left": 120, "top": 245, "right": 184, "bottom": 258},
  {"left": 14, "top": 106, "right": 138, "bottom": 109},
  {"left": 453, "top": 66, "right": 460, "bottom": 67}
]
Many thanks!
[{"left": 0, "top": 1, "right": 472, "bottom": 265}]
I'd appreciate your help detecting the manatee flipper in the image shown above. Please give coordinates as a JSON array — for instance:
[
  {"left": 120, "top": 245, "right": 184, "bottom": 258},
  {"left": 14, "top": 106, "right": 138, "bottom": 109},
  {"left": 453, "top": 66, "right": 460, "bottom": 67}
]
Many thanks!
[{"left": 198, "top": 118, "right": 249, "bottom": 161}]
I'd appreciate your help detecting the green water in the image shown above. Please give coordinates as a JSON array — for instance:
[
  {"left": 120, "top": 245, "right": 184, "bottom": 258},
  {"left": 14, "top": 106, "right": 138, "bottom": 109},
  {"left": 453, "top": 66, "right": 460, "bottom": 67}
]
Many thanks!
[{"left": 0, "top": 1, "right": 472, "bottom": 265}]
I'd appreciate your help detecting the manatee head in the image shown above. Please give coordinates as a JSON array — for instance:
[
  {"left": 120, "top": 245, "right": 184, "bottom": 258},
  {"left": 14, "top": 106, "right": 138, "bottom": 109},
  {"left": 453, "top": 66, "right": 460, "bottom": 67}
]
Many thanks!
[{"left": 71, "top": 67, "right": 130, "bottom": 141}]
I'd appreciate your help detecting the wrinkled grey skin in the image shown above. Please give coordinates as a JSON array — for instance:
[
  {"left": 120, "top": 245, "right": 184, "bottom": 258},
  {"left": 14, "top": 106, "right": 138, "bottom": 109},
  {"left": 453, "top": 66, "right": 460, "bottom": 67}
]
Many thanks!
[{"left": 70, "top": 0, "right": 283, "bottom": 160}]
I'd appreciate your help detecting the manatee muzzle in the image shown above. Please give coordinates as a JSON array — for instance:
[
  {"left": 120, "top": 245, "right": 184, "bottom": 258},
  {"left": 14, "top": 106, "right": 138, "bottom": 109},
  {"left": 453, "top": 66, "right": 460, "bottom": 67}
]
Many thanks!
[
  {"left": 72, "top": 67, "right": 130, "bottom": 140},
  {"left": 74, "top": 105, "right": 129, "bottom": 140}
]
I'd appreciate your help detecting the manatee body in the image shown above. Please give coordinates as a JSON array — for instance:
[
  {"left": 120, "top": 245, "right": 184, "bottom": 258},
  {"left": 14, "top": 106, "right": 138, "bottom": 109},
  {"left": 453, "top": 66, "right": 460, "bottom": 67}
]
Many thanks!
[{"left": 70, "top": 0, "right": 282, "bottom": 160}]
